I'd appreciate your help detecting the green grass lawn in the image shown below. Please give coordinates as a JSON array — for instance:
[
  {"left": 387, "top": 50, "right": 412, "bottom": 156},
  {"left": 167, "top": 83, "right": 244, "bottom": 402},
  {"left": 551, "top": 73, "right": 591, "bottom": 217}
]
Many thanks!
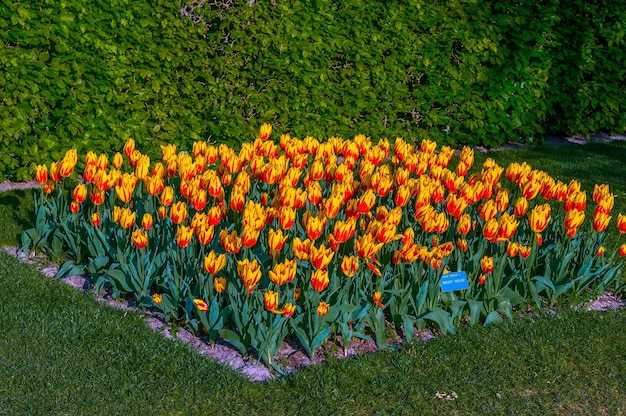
[{"left": 1, "top": 141, "right": 626, "bottom": 415}]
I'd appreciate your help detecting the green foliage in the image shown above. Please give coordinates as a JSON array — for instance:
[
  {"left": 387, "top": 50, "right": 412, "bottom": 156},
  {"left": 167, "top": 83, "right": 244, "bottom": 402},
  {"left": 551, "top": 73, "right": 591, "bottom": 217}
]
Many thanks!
[{"left": 1, "top": 0, "right": 624, "bottom": 180}]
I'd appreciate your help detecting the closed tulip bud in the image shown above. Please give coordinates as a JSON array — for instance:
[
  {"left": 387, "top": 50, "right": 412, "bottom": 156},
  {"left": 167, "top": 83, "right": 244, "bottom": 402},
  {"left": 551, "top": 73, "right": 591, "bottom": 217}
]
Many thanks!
[
  {"left": 311, "top": 269, "right": 329, "bottom": 292},
  {"left": 157, "top": 206, "right": 168, "bottom": 220},
  {"left": 34, "top": 165, "right": 48, "bottom": 185},
  {"left": 132, "top": 229, "right": 149, "bottom": 249},
  {"left": 478, "top": 274, "right": 487, "bottom": 285},
  {"left": 193, "top": 298, "right": 209, "bottom": 312},
  {"left": 519, "top": 245, "right": 531, "bottom": 258},
  {"left": 123, "top": 138, "right": 135, "bottom": 156},
  {"left": 50, "top": 162, "right": 62, "bottom": 183},
  {"left": 176, "top": 225, "right": 193, "bottom": 248},
  {"left": 457, "top": 238, "right": 468, "bottom": 252},
  {"left": 596, "top": 246, "right": 605, "bottom": 257},
  {"left": 619, "top": 244, "right": 626, "bottom": 256},
  {"left": 317, "top": 301, "right": 330, "bottom": 316}
]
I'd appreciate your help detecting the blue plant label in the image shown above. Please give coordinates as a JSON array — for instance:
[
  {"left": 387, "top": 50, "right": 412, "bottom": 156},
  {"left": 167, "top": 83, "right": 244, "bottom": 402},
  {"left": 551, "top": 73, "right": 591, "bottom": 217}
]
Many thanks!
[{"left": 440, "top": 271, "right": 469, "bottom": 292}]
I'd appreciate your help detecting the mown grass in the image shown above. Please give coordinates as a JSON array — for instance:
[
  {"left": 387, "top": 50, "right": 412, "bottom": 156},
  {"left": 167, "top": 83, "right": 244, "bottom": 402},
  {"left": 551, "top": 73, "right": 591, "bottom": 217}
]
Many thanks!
[{"left": 1, "top": 141, "right": 626, "bottom": 415}]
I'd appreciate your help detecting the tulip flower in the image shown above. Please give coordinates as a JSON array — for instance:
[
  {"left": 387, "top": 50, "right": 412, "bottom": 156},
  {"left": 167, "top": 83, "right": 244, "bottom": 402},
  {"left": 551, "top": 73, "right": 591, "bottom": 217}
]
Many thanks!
[
  {"left": 269, "top": 259, "right": 297, "bottom": 286},
  {"left": 118, "top": 207, "right": 136, "bottom": 229},
  {"left": 91, "top": 212, "right": 101, "bottom": 227},
  {"left": 237, "top": 258, "right": 262, "bottom": 294},
  {"left": 305, "top": 211, "right": 326, "bottom": 241},
  {"left": 176, "top": 225, "right": 193, "bottom": 248},
  {"left": 619, "top": 244, "right": 626, "bottom": 256},
  {"left": 196, "top": 222, "right": 214, "bottom": 246},
  {"left": 592, "top": 212, "right": 611, "bottom": 233},
  {"left": 519, "top": 245, "right": 531, "bottom": 258},
  {"left": 480, "top": 256, "right": 494, "bottom": 274},
  {"left": 310, "top": 243, "right": 334, "bottom": 270},
  {"left": 59, "top": 149, "right": 77, "bottom": 177},
  {"left": 152, "top": 293, "right": 163, "bottom": 305},
  {"left": 333, "top": 218, "right": 357, "bottom": 243},
  {"left": 478, "top": 274, "right": 487, "bottom": 285},
  {"left": 34, "top": 165, "right": 48, "bottom": 185},
  {"left": 456, "top": 213, "right": 472, "bottom": 235},
  {"left": 214, "top": 276, "right": 227, "bottom": 294},
  {"left": 259, "top": 123, "right": 272, "bottom": 141},
  {"left": 292, "top": 237, "right": 312, "bottom": 261},
  {"left": 283, "top": 303, "right": 296, "bottom": 317},
  {"left": 373, "top": 291, "right": 385, "bottom": 308},
  {"left": 456, "top": 238, "right": 468, "bottom": 252},
  {"left": 141, "top": 213, "right": 154, "bottom": 230},
  {"left": 616, "top": 213, "right": 626, "bottom": 234},
  {"left": 264, "top": 290, "right": 281, "bottom": 313},
  {"left": 355, "top": 233, "right": 384, "bottom": 259},
  {"left": 170, "top": 201, "right": 188, "bottom": 225},
  {"left": 357, "top": 189, "right": 376, "bottom": 214},
  {"left": 132, "top": 229, "right": 149, "bottom": 249},
  {"left": 512, "top": 197, "right": 528, "bottom": 218},
  {"left": 564, "top": 209, "right": 585, "bottom": 232},
  {"left": 506, "top": 242, "right": 520, "bottom": 257},
  {"left": 241, "top": 226, "right": 261, "bottom": 248},
  {"left": 311, "top": 269, "right": 329, "bottom": 292},
  {"left": 528, "top": 203, "right": 551, "bottom": 233},
  {"left": 596, "top": 246, "right": 605, "bottom": 257},
  {"left": 204, "top": 251, "right": 226, "bottom": 275},
  {"left": 317, "top": 301, "right": 330, "bottom": 316},
  {"left": 69, "top": 201, "right": 80, "bottom": 214},
  {"left": 268, "top": 228, "right": 288, "bottom": 252},
  {"left": 193, "top": 298, "right": 209, "bottom": 312}
]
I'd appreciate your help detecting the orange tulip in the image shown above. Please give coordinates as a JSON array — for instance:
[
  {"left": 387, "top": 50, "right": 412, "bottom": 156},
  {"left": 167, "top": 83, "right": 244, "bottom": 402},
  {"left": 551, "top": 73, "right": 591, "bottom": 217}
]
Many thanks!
[
  {"left": 204, "top": 251, "right": 226, "bottom": 275},
  {"left": 480, "top": 256, "right": 494, "bottom": 274},
  {"left": 241, "top": 226, "right": 260, "bottom": 248},
  {"left": 357, "top": 189, "right": 376, "bottom": 214},
  {"left": 564, "top": 209, "right": 585, "bottom": 231},
  {"left": 268, "top": 228, "right": 288, "bottom": 252},
  {"left": 456, "top": 213, "right": 472, "bottom": 235},
  {"left": 317, "top": 301, "right": 330, "bottom": 316},
  {"left": 617, "top": 213, "right": 626, "bottom": 234},
  {"left": 237, "top": 258, "right": 262, "bottom": 294},
  {"left": 528, "top": 204, "right": 551, "bottom": 233},
  {"left": 219, "top": 229, "right": 242, "bottom": 254},
  {"left": 373, "top": 290, "right": 385, "bottom": 308},
  {"left": 445, "top": 193, "right": 468, "bottom": 219},
  {"left": 196, "top": 222, "right": 215, "bottom": 246},
  {"left": 305, "top": 211, "right": 326, "bottom": 241},
  {"left": 479, "top": 199, "right": 498, "bottom": 221},
  {"left": 190, "top": 189, "right": 208, "bottom": 211},
  {"left": 268, "top": 259, "right": 297, "bottom": 286},
  {"left": 132, "top": 229, "right": 149, "bottom": 249},
  {"left": 333, "top": 218, "right": 357, "bottom": 243},
  {"left": 292, "top": 237, "right": 312, "bottom": 261},
  {"left": 592, "top": 212, "right": 611, "bottom": 233},
  {"left": 495, "top": 213, "right": 519, "bottom": 242},
  {"left": 341, "top": 256, "right": 359, "bottom": 277},
  {"left": 259, "top": 123, "right": 272, "bottom": 141},
  {"left": 141, "top": 213, "right": 154, "bottom": 230},
  {"left": 34, "top": 165, "right": 48, "bottom": 185},
  {"left": 72, "top": 184, "right": 87, "bottom": 203},
  {"left": 354, "top": 233, "right": 384, "bottom": 259},
  {"left": 310, "top": 243, "right": 334, "bottom": 270},
  {"left": 170, "top": 201, "right": 188, "bottom": 225},
  {"left": 214, "top": 276, "right": 227, "bottom": 294},
  {"left": 311, "top": 269, "right": 329, "bottom": 292},
  {"left": 193, "top": 298, "right": 209, "bottom": 312},
  {"left": 176, "top": 225, "right": 193, "bottom": 248},
  {"left": 263, "top": 290, "right": 281, "bottom": 313},
  {"left": 59, "top": 149, "right": 77, "bottom": 177}
]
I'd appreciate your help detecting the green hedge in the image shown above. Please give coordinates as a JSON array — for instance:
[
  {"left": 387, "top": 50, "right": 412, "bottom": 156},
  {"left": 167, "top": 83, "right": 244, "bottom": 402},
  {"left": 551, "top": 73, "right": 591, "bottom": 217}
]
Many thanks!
[{"left": 1, "top": 0, "right": 624, "bottom": 180}]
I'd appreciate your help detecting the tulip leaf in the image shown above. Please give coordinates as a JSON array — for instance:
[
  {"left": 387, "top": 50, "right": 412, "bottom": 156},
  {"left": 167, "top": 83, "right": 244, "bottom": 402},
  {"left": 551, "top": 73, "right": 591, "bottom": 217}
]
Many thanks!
[
  {"left": 219, "top": 329, "right": 247, "bottom": 356},
  {"left": 421, "top": 307, "right": 455, "bottom": 334},
  {"left": 467, "top": 299, "right": 483, "bottom": 326},
  {"left": 484, "top": 310, "right": 503, "bottom": 326}
]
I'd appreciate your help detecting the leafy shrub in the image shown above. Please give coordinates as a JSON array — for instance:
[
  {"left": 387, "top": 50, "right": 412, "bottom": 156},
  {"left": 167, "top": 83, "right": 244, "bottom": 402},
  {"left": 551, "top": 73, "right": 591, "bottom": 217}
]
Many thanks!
[{"left": 1, "top": 0, "right": 624, "bottom": 180}]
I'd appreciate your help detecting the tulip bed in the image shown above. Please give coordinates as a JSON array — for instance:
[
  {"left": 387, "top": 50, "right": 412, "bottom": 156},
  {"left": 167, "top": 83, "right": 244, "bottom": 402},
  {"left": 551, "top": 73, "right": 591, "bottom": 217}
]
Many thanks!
[{"left": 21, "top": 126, "right": 626, "bottom": 370}]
